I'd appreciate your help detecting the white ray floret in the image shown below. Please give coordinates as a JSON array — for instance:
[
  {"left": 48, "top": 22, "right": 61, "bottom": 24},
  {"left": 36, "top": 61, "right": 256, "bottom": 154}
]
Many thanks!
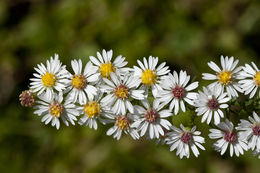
[
  {"left": 194, "top": 87, "right": 230, "bottom": 125},
  {"left": 133, "top": 56, "right": 170, "bottom": 97},
  {"left": 239, "top": 62, "right": 260, "bottom": 98},
  {"left": 236, "top": 112, "right": 260, "bottom": 151},
  {"left": 131, "top": 99, "right": 172, "bottom": 139},
  {"left": 106, "top": 113, "right": 139, "bottom": 140},
  {"left": 202, "top": 56, "right": 242, "bottom": 98},
  {"left": 101, "top": 72, "right": 145, "bottom": 115},
  {"left": 159, "top": 70, "right": 198, "bottom": 115},
  {"left": 30, "top": 54, "right": 69, "bottom": 100},
  {"left": 209, "top": 119, "right": 248, "bottom": 157},
  {"left": 78, "top": 92, "right": 113, "bottom": 130},
  {"left": 166, "top": 124, "right": 205, "bottom": 159},
  {"left": 89, "top": 49, "right": 129, "bottom": 80},
  {"left": 34, "top": 92, "right": 79, "bottom": 130},
  {"left": 66, "top": 59, "right": 99, "bottom": 104}
]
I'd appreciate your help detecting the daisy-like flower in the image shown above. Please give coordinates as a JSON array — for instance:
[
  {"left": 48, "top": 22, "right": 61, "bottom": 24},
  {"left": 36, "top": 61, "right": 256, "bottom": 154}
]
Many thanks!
[
  {"left": 159, "top": 70, "right": 199, "bottom": 115},
  {"left": 30, "top": 54, "right": 69, "bottom": 100},
  {"left": 66, "top": 59, "right": 99, "bottom": 104},
  {"left": 78, "top": 93, "right": 113, "bottom": 130},
  {"left": 166, "top": 125, "right": 205, "bottom": 159},
  {"left": 89, "top": 49, "right": 129, "bottom": 80},
  {"left": 236, "top": 112, "right": 260, "bottom": 151},
  {"left": 202, "top": 56, "right": 242, "bottom": 98},
  {"left": 194, "top": 87, "right": 230, "bottom": 125},
  {"left": 209, "top": 119, "right": 248, "bottom": 157},
  {"left": 131, "top": 99, "right": 172, "bottom": 139},
  {"left": 106, "top": 114, "right": 139, "bottom": 140},
  {"left": 34, "top": 92, "right": 79, "bottom": 129},
  {"left": 239, "top": 62, "right": 260, "bottom": 98},
  {"left": 101, "top": 72, "right": 145, "bottom": 115},
  {"left": 133, "top": 56, "right": 170, "bottom": 97}
]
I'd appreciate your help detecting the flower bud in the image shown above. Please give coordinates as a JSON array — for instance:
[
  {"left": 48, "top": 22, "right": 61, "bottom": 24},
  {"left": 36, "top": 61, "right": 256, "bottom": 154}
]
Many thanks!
[{"left": 19, "top": 90, "right": 34, "bottom": 107}]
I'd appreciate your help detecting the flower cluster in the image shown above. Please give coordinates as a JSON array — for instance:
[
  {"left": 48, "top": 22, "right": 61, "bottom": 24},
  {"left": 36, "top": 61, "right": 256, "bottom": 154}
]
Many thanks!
[{"left": 20, "top": 51, "right": 260, "bottom": 159}]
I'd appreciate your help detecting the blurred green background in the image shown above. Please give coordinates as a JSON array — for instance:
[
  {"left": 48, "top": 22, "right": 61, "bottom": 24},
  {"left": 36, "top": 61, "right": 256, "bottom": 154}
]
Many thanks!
[{"left": 1, "top": 0, "right": 260, "bottom": 172}]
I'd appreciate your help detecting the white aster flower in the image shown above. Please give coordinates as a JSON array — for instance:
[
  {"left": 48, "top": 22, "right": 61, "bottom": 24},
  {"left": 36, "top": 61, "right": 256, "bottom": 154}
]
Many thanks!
[
  {"left": 209, "top": 119, "right": 248, "bottom": 157},
  {"left": 78, "top": 93, "right": 113, "bottom": 130},
  {"left": 66, "top": 59, "right": 99, "bottom": 104},
  {"left": 194, "top": 87, "right": 230, "bottom": 125},
  {"left": 30, "top": 54, "right": 69, "bottom": 100},
  {"left": 202, "top": 56, "right": 242, "bottom": 98},
  {"left": 236, "top": 112, "right": 260, "bottom": 151},
  {"left": 166, "top": 125, "right": 205, "bottom": 159},
  {"left": 131, "top": 99, "right": 172, "bottom": 139},
  {"left": 101, "top": 72, "right": 145, "bottom": 115},
  {"left": 106, "top": 114, "right": 139, "bottom": 140},
  {"left": 133, "top": 56, "right": 170, "bottom": 97},
  {"left": 89, "top": 49, "right": 129, "bottom": 80},
  {"left": 159, "top": 70, "right": 198, "bottom": 115},
  {"left": 34, "top": 92, "right": 79, "bottom": 130},
  {"left": 239, "top": 62, "right": 260, "bottom": 98}
]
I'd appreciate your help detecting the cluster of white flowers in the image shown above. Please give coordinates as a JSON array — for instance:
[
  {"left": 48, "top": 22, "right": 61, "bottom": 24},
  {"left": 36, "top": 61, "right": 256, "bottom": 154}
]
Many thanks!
[{"left": 21, "top": 51, "right": 260, "bottom": 159}]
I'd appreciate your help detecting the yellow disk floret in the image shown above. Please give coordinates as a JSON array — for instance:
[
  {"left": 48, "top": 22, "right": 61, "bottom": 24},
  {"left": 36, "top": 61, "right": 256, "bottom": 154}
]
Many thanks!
[
  {"left": 42, "top": 72, "right": 56, "bottom": 87},
  {"left": 218, "top": 71, "right": 233, "bottom": 85},
  {"left": 84, "top": 101, "right": 101, "bottom": 118},
  {"left": 49, "top": 101, "right": 63, "bottom": 118},
  {"left": 72, "top": 74, "right": 87, "bottom": 90},
  {"left": 99, "top": 62, "right": 116, "bottom": 79},
  {"left": 141, "top": 69, "right": 157, "bottom": 86},
  {"left": 115, "top": 116, "right": 130, "bottom": 130},
  {"left": 254, "top": 71, "right": 260, "bottom": 86},
  {"left": 114, "top": 84, "right": 129, "bottom": 100}
]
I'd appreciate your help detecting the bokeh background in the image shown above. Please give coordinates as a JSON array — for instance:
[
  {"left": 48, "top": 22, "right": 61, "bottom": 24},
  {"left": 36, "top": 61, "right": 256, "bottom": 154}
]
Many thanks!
[{"left": 1, "top": 0, "right": 260, "bottom": 172}]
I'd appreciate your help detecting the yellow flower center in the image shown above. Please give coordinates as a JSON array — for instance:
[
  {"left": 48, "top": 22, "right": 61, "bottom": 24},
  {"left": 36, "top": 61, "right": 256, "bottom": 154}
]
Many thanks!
[
  {"left": 72, "top": 74, "right": 87, "bottom": 90},
  {"left": 218, "top": 71, "right": 233, "bottom": 85},
  {"left": 254, "top": 71, "right": 260, "bottom": 86},
  {"left": 115, "top": 116, "right": 130, "bottom": 130},
  {"left": 99, "top": 63, "right": 116, "bottom": 79},
  {"left": 84, "top": 101, "right": 101, "bottom": 118},
  {"left": 114, "top": 84, "right": 129, "bottom": 100},
  {"left": 49, "top": 101, "right": 63, "bottom": 118},
  {"left": 42, "top": 72, "right": 56, "bottom": 87},
  {"left": 141, "top": 69, "right": 157, "bottom": 86}
]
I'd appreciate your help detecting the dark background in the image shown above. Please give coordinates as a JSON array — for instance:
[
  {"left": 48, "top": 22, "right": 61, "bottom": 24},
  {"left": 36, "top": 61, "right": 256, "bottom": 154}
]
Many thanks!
[{"left": 0, "top": 0, "right": 260, "bottom": 172}]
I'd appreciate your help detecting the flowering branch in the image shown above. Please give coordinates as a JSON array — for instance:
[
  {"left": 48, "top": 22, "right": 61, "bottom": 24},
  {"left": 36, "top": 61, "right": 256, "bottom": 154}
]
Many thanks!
[{"left": 20, "top": 50, "right": 260, "bottom": 159}]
